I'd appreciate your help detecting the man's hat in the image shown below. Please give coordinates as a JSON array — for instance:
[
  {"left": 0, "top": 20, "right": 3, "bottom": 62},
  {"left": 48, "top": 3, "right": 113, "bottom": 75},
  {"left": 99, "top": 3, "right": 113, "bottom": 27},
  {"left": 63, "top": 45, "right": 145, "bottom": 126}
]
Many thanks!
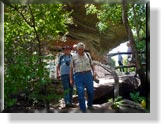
[{"left": 77, "top": 42, "right": 85, "bottom": 50}]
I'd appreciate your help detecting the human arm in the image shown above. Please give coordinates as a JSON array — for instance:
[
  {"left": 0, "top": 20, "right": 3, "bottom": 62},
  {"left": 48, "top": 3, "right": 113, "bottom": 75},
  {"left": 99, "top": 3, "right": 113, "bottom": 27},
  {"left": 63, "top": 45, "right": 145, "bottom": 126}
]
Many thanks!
[
  {"left": 70, "top": 60, "right": 74, "bottom": 85},
  {"left": 87, "top": 52, "right": 97, "bottom": 78},
  {"left": 56, "top": 64, "right": 61, "bottom": 80},
  {"left": 91, "top": 64, "right": 97, "bottom": 79},
  {"left": 56, "top": 55, "right": 61, "bottom": 80}
]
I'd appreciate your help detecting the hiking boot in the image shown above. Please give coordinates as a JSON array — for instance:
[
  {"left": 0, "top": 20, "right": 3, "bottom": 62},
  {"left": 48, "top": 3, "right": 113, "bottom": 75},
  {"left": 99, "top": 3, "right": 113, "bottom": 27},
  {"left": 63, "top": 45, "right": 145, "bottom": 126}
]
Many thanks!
[
  {"left": 66, "top": 103, "right": 75, "bottom": 108},
  {"left": 125, "top": 72, "right": 130, "bottom": 75},
  {"left": 81, "top": 110, "right": 87, "bottom": 113},
  {"left": 65, "top": 104, "right": 71, "bottom": 108},
  {"left": 87, "top": 106, "right": 95, "bottom": 110}
]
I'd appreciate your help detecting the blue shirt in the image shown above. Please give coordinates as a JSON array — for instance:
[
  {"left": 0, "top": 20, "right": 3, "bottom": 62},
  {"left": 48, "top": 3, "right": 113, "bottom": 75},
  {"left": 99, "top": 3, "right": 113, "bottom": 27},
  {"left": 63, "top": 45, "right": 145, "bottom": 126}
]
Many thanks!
[
  {"left": 58, "top": 54, "right": 72, "bottom": 76},
  {"left": 118, "top": 54, "right": 123, "bottom": 62}
]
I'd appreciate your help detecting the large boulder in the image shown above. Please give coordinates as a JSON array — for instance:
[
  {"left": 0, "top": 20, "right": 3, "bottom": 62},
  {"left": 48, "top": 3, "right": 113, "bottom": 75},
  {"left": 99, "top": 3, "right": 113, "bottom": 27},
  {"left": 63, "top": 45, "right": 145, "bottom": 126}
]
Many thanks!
[{"left": 93, "top": 76, "right": 140, "bottom": 104}]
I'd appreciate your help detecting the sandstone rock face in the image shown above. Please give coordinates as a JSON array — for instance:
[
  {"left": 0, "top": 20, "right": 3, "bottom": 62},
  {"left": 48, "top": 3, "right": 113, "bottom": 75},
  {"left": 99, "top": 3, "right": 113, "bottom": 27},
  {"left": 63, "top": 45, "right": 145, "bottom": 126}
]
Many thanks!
[
  {"left": 66, "top": 3, "right": 128, "bottom": 55},
  {"left": 45, "top": 3, "right": 128, "bottom": 61}
]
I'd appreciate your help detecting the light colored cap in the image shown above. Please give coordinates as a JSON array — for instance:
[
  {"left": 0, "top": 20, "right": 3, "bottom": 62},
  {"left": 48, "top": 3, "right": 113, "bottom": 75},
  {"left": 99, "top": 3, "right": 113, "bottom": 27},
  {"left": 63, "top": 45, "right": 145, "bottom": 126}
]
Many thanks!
[{"left": 77, "top": 42, "right": 85, "bottom": 50}]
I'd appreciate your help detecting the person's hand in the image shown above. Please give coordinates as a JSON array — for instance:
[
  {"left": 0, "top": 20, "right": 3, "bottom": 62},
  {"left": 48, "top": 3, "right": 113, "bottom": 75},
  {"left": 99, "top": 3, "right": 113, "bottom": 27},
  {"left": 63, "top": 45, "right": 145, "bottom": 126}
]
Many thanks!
[
  {"left": 57, "top": 75, "right": 61, "bottom": 80},
  {"left": 93, "top": 72, "right": 99, "bottom": 83},
  {"left": 93, "top": 72, "right": 97, "bottom": 80},
  {"left": 70, "top": 78, "right": 73, "bottom": 85}
]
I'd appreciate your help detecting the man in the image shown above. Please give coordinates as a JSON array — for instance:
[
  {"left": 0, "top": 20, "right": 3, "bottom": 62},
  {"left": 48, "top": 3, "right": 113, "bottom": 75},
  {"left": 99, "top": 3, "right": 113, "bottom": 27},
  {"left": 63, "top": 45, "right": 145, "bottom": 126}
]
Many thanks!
[
  {"left": 118, "top": 51, "right": 124, "bottom": 72},
  {"left": 70, "top": 42, "right": 97, "bottom": 112},
  {"left": 56, "top": 46, "right": 73, "bottom": 108}
]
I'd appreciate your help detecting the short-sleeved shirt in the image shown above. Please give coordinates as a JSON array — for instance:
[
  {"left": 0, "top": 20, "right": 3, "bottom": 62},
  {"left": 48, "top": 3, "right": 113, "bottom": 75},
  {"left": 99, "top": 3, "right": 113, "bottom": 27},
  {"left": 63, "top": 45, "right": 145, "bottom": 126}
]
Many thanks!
[
  {"left": 71, "top": 51, "right": 77, "bottom": 56},
  {"left": 70, "top": 52, "right": 93, "bottom": 73},
  {"left": 58, "top": 54, "right": 72, "bottom": 76},
  {"left": 118, "top": 54, "right": 123, "bottom": 62}
]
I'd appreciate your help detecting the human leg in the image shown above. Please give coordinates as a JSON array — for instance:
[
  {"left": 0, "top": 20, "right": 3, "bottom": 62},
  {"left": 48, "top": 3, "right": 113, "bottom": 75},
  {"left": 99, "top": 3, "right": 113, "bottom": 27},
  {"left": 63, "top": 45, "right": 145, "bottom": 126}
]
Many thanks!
[
  {"left": 74, "top": 73, "right": 86, "bottom": 112},
  {"left": 83, "top": 72, "right": 94, "bottom": 107},
  {"left": 61, "top": 75, "right": 71, "bottom": 106},
  {"left": 118, "top": 61, "right": 123, "bottom": 72},
  {"left": 69, "top": 85, "right": 73, "bottom": 104}
]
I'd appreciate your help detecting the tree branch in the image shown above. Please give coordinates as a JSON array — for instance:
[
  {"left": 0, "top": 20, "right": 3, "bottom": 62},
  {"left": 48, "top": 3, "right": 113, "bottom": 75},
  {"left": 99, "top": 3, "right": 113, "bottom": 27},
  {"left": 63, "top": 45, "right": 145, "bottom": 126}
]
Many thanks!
[
  {"left": 11, "top": 5, "right": 33, "bottom": 27},
  {"left": 28, "top": 4, "right": 42, "bottom": 62}
]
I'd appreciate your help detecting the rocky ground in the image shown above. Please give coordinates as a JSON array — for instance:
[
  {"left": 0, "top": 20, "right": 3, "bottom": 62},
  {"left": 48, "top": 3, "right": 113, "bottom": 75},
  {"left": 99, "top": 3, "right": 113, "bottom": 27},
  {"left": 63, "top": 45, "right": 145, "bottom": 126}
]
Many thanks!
[{"left": 2, "top": 65, "right": 146, "bottom": 113}]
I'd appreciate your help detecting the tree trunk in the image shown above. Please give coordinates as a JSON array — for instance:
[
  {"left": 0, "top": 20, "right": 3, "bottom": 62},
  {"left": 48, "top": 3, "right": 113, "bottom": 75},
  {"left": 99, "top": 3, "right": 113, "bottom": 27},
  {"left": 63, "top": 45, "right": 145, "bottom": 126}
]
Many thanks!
[
  {"left": 122, "top": 0, "right": 147, "bottom": 105},
  {"left": 132, "top": 4, "right": 140, "bottom": 40}
]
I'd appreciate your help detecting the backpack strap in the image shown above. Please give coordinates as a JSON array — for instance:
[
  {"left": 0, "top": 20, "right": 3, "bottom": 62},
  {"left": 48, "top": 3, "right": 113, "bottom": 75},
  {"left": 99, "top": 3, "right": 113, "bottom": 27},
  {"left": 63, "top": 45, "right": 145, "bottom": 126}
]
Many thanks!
[
  {"left": 59, "top": 54, "right": 72, "bottom": 66},
  {"left": 59, "top": 55, "right": 64, "bottom": 66},
  {"left": 85, "top": 52, "right": 92, "bottom": 66}
]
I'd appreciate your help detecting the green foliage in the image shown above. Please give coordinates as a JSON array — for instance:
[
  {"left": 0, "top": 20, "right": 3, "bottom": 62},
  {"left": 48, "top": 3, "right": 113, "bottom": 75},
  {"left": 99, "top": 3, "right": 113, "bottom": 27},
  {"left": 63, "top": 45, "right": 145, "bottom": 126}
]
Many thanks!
[
  {"left": 9, "top": 4, "right": 72, "bottom": 40},
  {"left": 4, "top": 52, "right": 51, "bottom": 108},
  {"left": 130, "top": 91, "right": 145, "bottom": 103},
  {"left": 4, "top": 4, "right": 71, "bottom": 108},
  {"left": 85, "top": 4, "right": 122, "bottom": 32},
  {"left": 85, "top": 3, "right": 146, "bottom": 40},
  {"left": 135, "top": 39, "right": 146, "bottom": 52},
  {"left": 128, "top": 4, "right": 146, "bottom": 39},
  {"left": 98, "top": 4, "right": 122, "bottom": 25},
  {"left": 135, "top": 39, "right": 146, "bottom": 64},
  {"left": 85, "top": 4, "right": 98, "bottom": 15},
  {"left": 7, "top": 98, "right": 17, "bottom": 107},
  {"left": 109, "top": 96, "right": 123, "bottom": 110},
  {"left": 129, "top": 67, "right": 135, "bottom": 72},
  {"left": 123, "top": 57, "right": 135, "bottom": 72}
]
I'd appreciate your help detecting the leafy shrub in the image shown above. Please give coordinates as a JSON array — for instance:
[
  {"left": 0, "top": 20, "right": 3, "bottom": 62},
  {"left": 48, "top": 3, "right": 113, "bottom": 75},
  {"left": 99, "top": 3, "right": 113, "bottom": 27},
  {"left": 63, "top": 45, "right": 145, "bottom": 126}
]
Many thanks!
[
  {"left": 130, "top": 91, "right": 145, "bottom": 103},
  {"left": 4, "top": 4, "right": 72, "bottom": 109},
  {"left": 109, "top": 96, "right": 123, "bottom": 110}
]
